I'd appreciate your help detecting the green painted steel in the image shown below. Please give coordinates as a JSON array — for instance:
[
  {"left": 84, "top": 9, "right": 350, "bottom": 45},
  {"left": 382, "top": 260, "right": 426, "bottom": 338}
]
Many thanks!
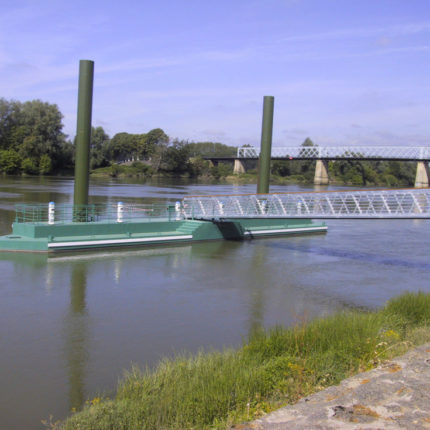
[
  {"left": 257, "top": 96, "right": 274, "bottom": 194},
  {"left": 73, "top": 60, "right": 94, "bottom": 208},
  {"left": 0, "top": 217, "right": 326, "bottom": 252}
]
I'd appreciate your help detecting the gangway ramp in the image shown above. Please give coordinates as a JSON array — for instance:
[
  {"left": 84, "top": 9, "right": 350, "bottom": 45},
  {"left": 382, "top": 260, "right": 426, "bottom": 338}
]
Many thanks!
[{"left": 182, "top": 188, "right": 430, "bottom": 220}]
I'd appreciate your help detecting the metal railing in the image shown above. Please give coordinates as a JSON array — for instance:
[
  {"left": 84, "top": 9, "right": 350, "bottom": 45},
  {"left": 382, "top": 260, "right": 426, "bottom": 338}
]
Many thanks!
[
  {"left": 14, "top": 188, "right": 430, "bottom": 225},
  {"left": 14, "top": 203, "right": 179, "bottom": 224},
  {"left": 237, "top": 146, "right": 430, "bottom": 160},
  {"left": 182, "top": 189, "right": 430, "bottom": 219}
]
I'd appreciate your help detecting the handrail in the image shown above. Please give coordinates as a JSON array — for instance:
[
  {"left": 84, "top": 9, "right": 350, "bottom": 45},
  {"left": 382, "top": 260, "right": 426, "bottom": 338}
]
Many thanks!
[{"left": 14, "top": 203, "right": 179, "bottom": 224}]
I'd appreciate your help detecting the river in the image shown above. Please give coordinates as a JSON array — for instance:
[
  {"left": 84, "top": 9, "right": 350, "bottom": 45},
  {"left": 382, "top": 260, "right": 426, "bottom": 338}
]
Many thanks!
[{"left": 0, "top": 176, "right": 429, "bottom": 429}]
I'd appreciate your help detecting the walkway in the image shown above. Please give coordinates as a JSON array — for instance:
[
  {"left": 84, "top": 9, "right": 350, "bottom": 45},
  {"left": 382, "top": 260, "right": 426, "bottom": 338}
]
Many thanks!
[
  {"left": 239, "top": 342, "right": 430, "bottom": 429},
  {"left": 183, "top": 189, "right": 430, "bottom": 220}
]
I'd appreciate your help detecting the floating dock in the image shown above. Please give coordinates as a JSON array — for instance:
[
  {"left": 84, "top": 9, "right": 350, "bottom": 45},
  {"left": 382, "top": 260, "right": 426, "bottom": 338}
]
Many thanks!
[{"left": 0, "top": 202, "right": 327, "bottom": 252}]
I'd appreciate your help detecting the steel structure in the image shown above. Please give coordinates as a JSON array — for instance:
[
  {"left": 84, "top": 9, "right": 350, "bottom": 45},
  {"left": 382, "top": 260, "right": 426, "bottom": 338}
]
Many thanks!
[
  {"left": 182, "top": 189, "right": 430, "bottom": 219},
  {"left": 237, "top": 146, "right": 430, "bottom": 161}
]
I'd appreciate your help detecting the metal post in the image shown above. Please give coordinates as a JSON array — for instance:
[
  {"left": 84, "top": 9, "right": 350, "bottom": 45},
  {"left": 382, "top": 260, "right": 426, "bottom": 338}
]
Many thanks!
[
  {"left": 257, "top": 96, "right": 274, "bottom": 194},
  {"left": 73, "top": 60, "right": 94, "bottom": 210},
  {"left": 48, "top": 202, "right": 55, "bottom": 225},
  {"left": 117, "top": 202, "right": 124, "bottom": 223}
]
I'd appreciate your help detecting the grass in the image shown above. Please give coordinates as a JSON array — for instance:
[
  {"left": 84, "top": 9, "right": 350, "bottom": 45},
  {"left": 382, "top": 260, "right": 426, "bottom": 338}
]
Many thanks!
[{"left": 57, "top": 292, "right": 430, "bottom": 430}]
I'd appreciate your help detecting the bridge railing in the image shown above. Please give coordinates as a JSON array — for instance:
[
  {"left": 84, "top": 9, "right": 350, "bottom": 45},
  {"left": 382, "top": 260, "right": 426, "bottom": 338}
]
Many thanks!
[
  {"left": 182, "top": 189, "right": 430, "bottom": 219},
  {"left": 237, "top": 146, "right": 430, "bottom": 160}
]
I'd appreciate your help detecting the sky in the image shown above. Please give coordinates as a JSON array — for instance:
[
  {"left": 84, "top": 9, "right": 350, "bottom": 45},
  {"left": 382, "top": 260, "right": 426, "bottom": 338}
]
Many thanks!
[{"left": 0, "top": 0, "right": 429, "bottom": 147}]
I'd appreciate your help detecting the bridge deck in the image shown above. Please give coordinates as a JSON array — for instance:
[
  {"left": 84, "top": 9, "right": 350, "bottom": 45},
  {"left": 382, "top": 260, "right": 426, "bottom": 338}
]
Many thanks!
[{"left": 182, "top": 188, "right": 430, "bottom": 220}]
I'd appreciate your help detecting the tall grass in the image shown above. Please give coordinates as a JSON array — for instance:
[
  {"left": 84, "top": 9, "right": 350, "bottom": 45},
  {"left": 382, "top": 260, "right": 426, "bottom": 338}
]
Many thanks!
[{"left": 60, "top": 292, "right": 430, "bottom": 430}]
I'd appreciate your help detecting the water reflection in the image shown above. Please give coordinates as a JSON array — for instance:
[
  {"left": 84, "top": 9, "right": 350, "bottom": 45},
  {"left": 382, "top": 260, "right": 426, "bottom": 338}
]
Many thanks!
[
  {"left": 247, "top": 243, "right": 267, "bottom": 335},
  {"left": 64, "top": 263, "right": 88, "bottom": 411}
]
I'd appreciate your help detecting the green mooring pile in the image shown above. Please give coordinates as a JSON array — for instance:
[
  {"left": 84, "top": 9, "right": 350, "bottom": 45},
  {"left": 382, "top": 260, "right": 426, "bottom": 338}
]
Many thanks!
[{"left": 58, "top": 292, "right": 430, "bottom": 430}]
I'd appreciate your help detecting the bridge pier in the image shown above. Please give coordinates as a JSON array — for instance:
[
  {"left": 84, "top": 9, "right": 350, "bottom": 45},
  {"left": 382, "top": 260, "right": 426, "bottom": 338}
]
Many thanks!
[
  {"left": 233, "top": 159, "right": 246, "bottom": 174},
  {"left": 415, "top": 161, "right": 430, "bottom": 188},
  {"left": 314, "top": 160, "right": 329, "bottom": 185}
]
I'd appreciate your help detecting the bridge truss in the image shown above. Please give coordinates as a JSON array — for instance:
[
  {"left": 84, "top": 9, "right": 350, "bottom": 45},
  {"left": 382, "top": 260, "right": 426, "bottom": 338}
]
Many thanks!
[
  {"left": 237, "top": 146, "right": 430, "bottom": 161},
  {"left": 182, "top": 188, "right": 430, "bottom": 220}
]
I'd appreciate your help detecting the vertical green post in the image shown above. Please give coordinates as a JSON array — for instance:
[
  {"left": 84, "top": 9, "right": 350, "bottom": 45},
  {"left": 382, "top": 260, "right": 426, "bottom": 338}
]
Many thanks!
[
  {"left": 73, "top": 60, "right": 94, "bottom": 209},
  {"left": 257, "top": 96, "right": 274, "bottom": 194}
]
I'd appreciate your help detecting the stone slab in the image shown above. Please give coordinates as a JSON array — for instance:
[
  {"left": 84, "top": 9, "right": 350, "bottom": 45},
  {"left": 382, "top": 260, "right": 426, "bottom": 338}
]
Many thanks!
[{"left": 243, "top": 343, "right": 430, "bottom": 429}]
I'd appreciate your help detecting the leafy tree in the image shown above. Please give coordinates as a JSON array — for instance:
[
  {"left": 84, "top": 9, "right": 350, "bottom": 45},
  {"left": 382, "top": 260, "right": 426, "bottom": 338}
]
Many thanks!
[
  {"left": 107, "top": 130, "right": 168, "bottom": 162},
  {"left": 21, "top": 157, "right": 38, "bottom": 175},
  {"left": 302, "top": 137, "right": 316, "bottom": 147},
  {"left": 108, "top": 132, "right": 136, "bottom": 161},
  {"left": 160, "top": 140, "right": 191, "bottom": 173},
  {"left": 90, "top": 126, "right": 110, "bottom": 169},
  {"left": 0, "top": 98, "right": 19, "bottom": 149},
  {"left": 39, "top": 154, "right": 52, "bottom": 174},
  {"left": 187, "top": 141, "right": 236, "bottom": 157},
  {"left": 0, "top": 98, "right": 67, "bottom": 173},
  {"left": 18, "top": 100, "right": 66, "bottom": 165},
  {"left": 0, "top": 149, "right": 22, "bottom": 174},
  {"left": 145, "top": 128, "right": 168, "bottom": 158},
  {"left": 211, "top": 163, "right": 233, "bottom": 179}
]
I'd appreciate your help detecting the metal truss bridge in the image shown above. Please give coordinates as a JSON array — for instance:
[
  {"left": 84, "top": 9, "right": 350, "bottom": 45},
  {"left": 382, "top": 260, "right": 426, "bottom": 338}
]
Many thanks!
[
  {"left": 236, "top": 146, "right": 430, "bottom": 161},
  {"left": 182, "top": 188, "right": 430, "bottom": 220}
]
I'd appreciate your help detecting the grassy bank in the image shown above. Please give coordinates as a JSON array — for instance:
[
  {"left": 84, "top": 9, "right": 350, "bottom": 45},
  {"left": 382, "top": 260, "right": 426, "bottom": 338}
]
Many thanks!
[{"left": 57, "top": 292, "right": 430, "bottom": 429}]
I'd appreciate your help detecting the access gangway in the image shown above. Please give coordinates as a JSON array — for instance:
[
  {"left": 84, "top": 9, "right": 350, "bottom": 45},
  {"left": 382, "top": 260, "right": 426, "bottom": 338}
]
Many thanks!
[{"left": 182, "top": 188, "right": 430, "bottom": 220}]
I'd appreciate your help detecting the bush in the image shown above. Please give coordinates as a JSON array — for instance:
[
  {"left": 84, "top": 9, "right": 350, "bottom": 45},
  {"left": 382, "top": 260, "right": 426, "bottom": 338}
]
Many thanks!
[
  {"left": 0, "top": 149, "right": 22, "bottom": 174},
  {"left": 39, "top": 154, "right": 52, "bottom": 175},
  {"left": 110, "top": 164, "right": 121, "bottom": 177},
  {"left": 211, "top": 163, "right": 233, "bottom": 179},
  {"left": 21, "top": 157, "right": 39, "bottom": 175},
  {"left": 129, "top": 161, "right": 153, "bottom": 176}
]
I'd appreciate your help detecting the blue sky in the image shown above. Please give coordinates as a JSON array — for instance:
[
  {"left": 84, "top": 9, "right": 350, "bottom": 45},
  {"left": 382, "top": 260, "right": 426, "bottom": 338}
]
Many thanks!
[{"left": 0, "top": 0, "right": 429, "bottom": 147}]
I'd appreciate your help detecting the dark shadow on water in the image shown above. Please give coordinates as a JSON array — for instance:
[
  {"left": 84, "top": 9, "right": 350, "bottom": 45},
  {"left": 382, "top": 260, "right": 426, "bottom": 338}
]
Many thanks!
[{"left": 267, "top": 242, "right": 430, "bottom": 271}]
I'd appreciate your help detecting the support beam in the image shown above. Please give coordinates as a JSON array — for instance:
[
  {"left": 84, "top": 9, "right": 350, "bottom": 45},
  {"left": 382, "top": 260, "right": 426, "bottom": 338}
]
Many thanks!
[
  {"left": 415, "top": 161, "right": 430, "bottom": 188},
  {"left": 73, "top": 60, "right": 94, "bottom": 208},
  {"left": 257, "top": 96, "right": 274, "bottom": 194},
  {"left": 314, "top": 159, "right": 329, "bottom": 185},
  {"left": 233, "top": 159, "right": 246, "bottom": 174}
]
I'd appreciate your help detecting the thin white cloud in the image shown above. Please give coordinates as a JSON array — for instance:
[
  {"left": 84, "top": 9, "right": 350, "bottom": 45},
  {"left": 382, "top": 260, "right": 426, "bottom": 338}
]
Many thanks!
[{"left": 280, "top": 21, "right": 430, "bottom": 43}]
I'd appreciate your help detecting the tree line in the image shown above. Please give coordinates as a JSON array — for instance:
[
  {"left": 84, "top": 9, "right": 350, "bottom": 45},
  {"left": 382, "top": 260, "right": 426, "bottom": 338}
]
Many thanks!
[
  {"left": 0, "top": 98, "right": 236, "bottom": 177},
  {"left": 0, "top": 97, "right": 417, "bottom": 185}
]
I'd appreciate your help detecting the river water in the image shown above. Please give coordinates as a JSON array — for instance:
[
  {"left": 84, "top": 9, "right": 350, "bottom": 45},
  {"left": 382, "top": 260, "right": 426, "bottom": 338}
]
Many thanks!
[{"left": 0, "top": 176, "right": 429, "bottom": 429}]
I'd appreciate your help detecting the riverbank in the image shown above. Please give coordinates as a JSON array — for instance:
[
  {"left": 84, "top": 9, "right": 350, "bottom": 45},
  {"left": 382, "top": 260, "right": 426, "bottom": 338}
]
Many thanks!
[
  {"left": 249, "top": 341, "right": 430, "bottom": 429},
  {"left": 89, "top": 166, "right": 414, "bottom": 188},
  {"left": 57, "top": 292, "right": 430, "bottom": 429}
]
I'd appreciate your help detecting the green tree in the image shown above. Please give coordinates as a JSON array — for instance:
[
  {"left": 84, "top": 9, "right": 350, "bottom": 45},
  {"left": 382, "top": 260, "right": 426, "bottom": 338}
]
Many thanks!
[
  {"left": 0, "top": 98, "right": 68, "bottom": 173},
  {"left": 108, "top": 132, "right": 136, "bottom": 161},
  {"left": 39, "top": 154, "right": 52, "bottom": 174},
  {"left": 21, "top": 157, "right": 39, "bottom": 175},
  {"left": 145, "top": 128, "right": 169, "bottom": 158},
  {"left": 186, "top": 141, "right": 236, "bottom": 157},
  {"left": 160, "top": 140, "right": 191, "bottom": 173},
  {"left": 90, "top": 126, "right": 110, "bottom": 169},
  {"left": 0, "top": 149, "right": 22, "bottom": 174},
  {"left": 18, "top": 100, "right": 66, "bottom": 166},
  {"left": 0, "top": 99, "right": 19, "bottom": 149}
]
